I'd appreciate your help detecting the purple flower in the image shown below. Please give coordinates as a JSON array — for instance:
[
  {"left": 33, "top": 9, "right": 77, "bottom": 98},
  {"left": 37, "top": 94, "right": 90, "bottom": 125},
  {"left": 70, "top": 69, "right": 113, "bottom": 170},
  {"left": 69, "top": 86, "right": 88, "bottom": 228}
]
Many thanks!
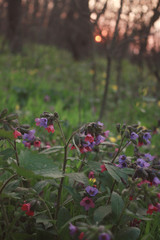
[
  {"left": 137, "top": 158, "right": 150, "bottom": 168},
  {"left": 130, "top": 132, "right": 139, "bottom": 140},
  {"left": 23, "top": 130, "right": 35, "bottom": 141},
  {"left": 95, "top": 135, "right": 105, "bottom": 145},
  {"left": 99, "top": 233, "right": 111, "bottom": 240},
  {"left": 116, "top": 162, "right": 127, "bottom": 168},
  {"left": 119, "top": 155, "right": 126, "bottom": 163},
  {"left": 89, "top": 141, "right": 96, "bottom": 149},
  {"left": 85, "top": 186, "right": 98, "bottom": 197},
  {"left": 80, "top": 197, "right": 95, "bottom": 211},
  {"left": 97, "top": 121, "right": 104, "bottom": 127},
  {"left": 144, "top": 153, "right": 154, "bottom": 161},
  {"left": 143, "top": 132, "right": 151, "bottom": 141},
  {"left": 69, "top": 223, "right": 77, "bottom": 236},
  {"left": 44, "top": 95, "right": 50, "bottom": 102},
  {"left": 39, "top": 118, "right": 48, "bottom": 128},
  {"left": 88, "top": 171, "right": 95, "bottom": 179},
  {"left": 153, "top": 177, "right": 160, "bottom": 186},
  {"left": 156, "top": 203, "right": 160, "bottom": 212}
]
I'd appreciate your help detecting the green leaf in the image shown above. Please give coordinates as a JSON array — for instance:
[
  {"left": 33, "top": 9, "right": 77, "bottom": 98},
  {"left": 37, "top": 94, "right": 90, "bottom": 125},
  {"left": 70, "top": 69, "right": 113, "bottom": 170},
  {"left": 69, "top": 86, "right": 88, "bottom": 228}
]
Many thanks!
[
  {"left": 34, "top": 180, "right": 57, "bottom": 194},
  {"left": 88, "top": 161, "right": 101, "bottom": 171},
  {"left": 0, "top": 129, "right": 14, "bottom": 140},
  {"left": 125, "top": 209, "right": 152, "bottom": 221},
  {"left": 64, "top": 185, "right": 81, "bottom": 202},
  {"left": 111, "top": 192, "right": 124, "bottom": 220},
  {"left": 0, "top": 148, "right": 15, "bottom": 160},
  {"left": 40, "top": 146, "right": 64, "bottom": 154},
  {"left": 12, "top": 163, "right": 38, "bottom": 180},
  {"left": 65, "top": 172, "right": 88, "bottom": 185},
  {"left": 57, "top": 207, "right": 71, "bottom": 240},
  {"left": 125, "top": 145, "right": 134, "bottom": 156},
  {"left": 94, "top": 205, "right": 111, "bottom": 223},
  {"left": 36, "top": 215, "right": 53, "bottom": 230},
  {"left": 60, "top": 215, "right": 87, "bottom": 233},
  {"left": 105, "top": 164, "right": 121, "bottom": 182},
  {"left": 57, "top": 207, "right": 71, "bottom": 229},
  {"left": 12, "top": 232, "right": 34, "bottom": 240},
  {"left": 19, "top": 150, "right": 63, "bottom": 179},
  {"left": 118, "top": 227, "right": 140, "bottom": 240}
]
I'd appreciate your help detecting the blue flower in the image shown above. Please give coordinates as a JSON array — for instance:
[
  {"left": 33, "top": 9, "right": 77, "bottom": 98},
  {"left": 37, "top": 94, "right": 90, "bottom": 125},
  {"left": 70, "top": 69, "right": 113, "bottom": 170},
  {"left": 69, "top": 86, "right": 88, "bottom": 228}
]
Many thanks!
[
  {"left": 143, "top": 132, "right": 151, "bottom": 141},
  {"left": 144, "top": 153, "right": 154, "bottom": 161},
  {"left": 23, "top": 129, "right": 35, "bottom": 141},
  {"left": 95, "top": 135, "right": 105, "bottom": 145},
  {"left": 85, "top": 186, "right": 98, "bottom": 197},
  {"left": 119, "top": 155, "right": 126, "bottom": 163},
  {"left": 130, "top": 132, "right": 139, "bottom": 140},
  {"left": 153, "top": 177, "right": 160, "bottom": 186},
  {"left": 69, "top": 223, "right": 77, "bottom": 236},
  {"left": 99, "top": 233, "right": 111, "bottom": 240},
  {"left": 137, "top": 158, "right": 150, "bottom": 168}
]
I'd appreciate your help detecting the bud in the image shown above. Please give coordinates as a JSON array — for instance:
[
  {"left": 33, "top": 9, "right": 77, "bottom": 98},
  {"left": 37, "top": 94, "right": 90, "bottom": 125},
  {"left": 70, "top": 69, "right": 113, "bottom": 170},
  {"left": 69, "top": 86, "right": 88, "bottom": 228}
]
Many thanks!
[
  {"left": 11, "top": 119, "right": 19, "bottom": 127},
  {"left": 116, "top": 123, "right": 121, "bottom": 133},
  {"left": 0, "top": 109, "right": 8, "bottom": 119},
  {"left": 124, "top": 131, "right": 130, "bottom": 138},
  {"left": 20, "top": 124, "right": 30, "bottom": 129},
  {"left": 6, "top": 113, "right": 18, "bottom": 121},
  {"left": 131, "top": 139, "right": 137, "bottom": 145},
  {"left": 54, "top": 112, "right": 59, "bottom": 119}
]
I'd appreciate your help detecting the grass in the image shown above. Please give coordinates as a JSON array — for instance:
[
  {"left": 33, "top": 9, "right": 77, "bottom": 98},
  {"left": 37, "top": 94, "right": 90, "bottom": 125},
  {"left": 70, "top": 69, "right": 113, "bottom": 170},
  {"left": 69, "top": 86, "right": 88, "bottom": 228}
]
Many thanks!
[{"left": 0, "top": 42, "right": 160, "bottom": 148}]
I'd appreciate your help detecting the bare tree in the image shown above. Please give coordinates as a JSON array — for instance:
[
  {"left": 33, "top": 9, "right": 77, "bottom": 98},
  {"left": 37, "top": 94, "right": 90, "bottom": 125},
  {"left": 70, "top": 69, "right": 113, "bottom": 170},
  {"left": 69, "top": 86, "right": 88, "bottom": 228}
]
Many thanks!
[{"left": 99, "top": 0, "right": 124, "bottom": 120}]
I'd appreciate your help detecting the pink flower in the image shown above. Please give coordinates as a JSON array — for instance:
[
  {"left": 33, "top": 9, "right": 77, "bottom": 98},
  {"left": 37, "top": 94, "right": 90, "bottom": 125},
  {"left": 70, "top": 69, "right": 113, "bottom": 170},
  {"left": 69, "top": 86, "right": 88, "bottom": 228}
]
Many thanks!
[
  {"left": 104, "top": 130, "right": 110, "bottom": 138},
  {"left": 13, "top": 130, "right": 21, "bottom": 139},
  {"left": 147, "top": 204, "right": 158, "bottom": 215},
  {"left": 23, "top": 141, "right": 31, "bottom": 149},
  {"left": 85, "top": 134, "right": 94, "bottom": 143},
  {"left": 88, "top": 171, "right": 94, "bottom": 179},
  {"left": 129, "top": 196, "right": 133, "bottom": 201},
  {"left": 80, "top": 197, "right": 95, "bottom": 211},
  {"left": 46, "top": 125, "right": 55, "bottom": 133},
  {"left": 101, "top": 164, "right": 107, "bottom": 173},
  {"left": 34, "top": 140, "right": 41, "bottom": 148},
  {"left": 35, "top": 118, "right": 40, "bottom": 126},
  {"left": 80, "top": 146, "right": 92, "bottom": 153},
  {"left": 21, "top": 203, "right": 34, "bottom": 216},
  {"left": 157, "top": 193, "right": 160, "bottom": 201},
  {"left": 79, "top": 232, "right": 84, "bottom": 240},
  {"left": 137, "top": 180, "right": 151, "bottom": 187}
]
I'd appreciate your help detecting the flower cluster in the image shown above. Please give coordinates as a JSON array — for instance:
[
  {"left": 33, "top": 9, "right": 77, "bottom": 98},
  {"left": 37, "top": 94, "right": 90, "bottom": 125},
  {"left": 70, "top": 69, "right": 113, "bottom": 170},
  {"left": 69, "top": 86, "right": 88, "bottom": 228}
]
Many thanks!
[
  {"left": 69, "top": 223, "right": 111, "bottom": 240},
  {"left": 21, "top": 202, "right": 34, "bottom": 216},
  {"left": 116, "top": 155, "right": 127, "bottom": 168},
  {"left": 80, "top": 172, "right": 99, "bottom": 211},
  {"left": 35, "top": 117, "right": 55, "bottom": 133},
  {"left": 70, "top": 122, "right": 109, "bottom": 153},
  {"left": 22, "top": 129, "right": 41, "bottom": 149}
]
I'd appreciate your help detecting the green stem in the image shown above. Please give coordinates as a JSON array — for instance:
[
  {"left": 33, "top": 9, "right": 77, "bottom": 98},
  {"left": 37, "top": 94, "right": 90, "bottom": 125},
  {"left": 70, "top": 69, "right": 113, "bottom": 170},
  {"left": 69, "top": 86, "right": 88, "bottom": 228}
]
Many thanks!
[
  {"left": 111, "top": 137, "right": 130, "bottom": 164},
  {"left": 55, "top": 123, "right": 90, "bottom": 219},
  {"left": 107, "top": 180, "right": 116, "bottom": 204},
  {"left": 1, "top": 201, "right": 9, "bottom": 227},
  {"left": 0, "top": 174, "right": 17, "bottom": 195},
  {"left": 14, "top": 140, "right": 19, "bottom": 166},
  {"left": 56, "top": 120, "right": 66, "bottom": 146},
  {"left": 38, "top": 196, "right": 54, "bottom": 221}
]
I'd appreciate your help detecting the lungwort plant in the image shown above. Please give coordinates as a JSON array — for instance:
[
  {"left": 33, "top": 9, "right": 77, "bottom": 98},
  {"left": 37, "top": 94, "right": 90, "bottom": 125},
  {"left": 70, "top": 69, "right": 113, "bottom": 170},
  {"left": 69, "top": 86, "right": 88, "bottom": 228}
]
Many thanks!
[{"left": 0, "top": 109, "right": 160, "bottom": 240}]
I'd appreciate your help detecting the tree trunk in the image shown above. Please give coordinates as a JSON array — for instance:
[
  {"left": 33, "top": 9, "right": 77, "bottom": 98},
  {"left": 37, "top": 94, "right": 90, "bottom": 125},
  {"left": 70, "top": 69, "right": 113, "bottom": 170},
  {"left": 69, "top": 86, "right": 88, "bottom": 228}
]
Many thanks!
[
  {"left": 99, "top": 56, "right": 112, "bottom": 120},
  {"left": 7, "top": 0, "right": 22, "bottom": 53}
]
